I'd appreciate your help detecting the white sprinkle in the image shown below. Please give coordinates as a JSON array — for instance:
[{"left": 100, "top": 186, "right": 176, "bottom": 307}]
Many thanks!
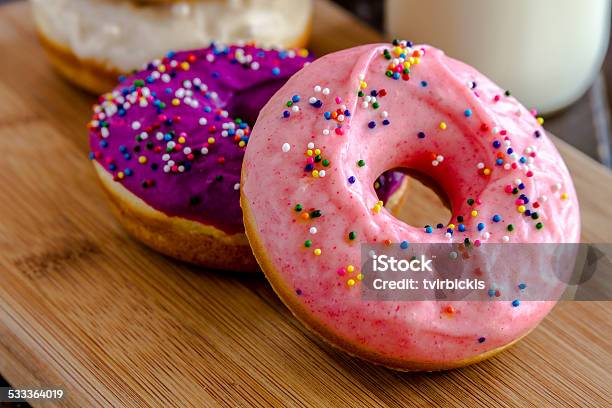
[
  {"left": 307, "top": 142, "right": 315, "bottom": 149},
  {"left": 322, "top": 87, "right": 330, "bottom": 95},
  {"left": 436, "top": 155, "right": 444, "bottom": 162},
  {"left": 183, "top": 147, "right": 192, "bottom": 155},
  {"left": 449, "top": 251, "right": 458, "bottom": 259},
  {"left": 309, "top": 227, "right": 317, "bottom": 234},
  {"left": 282, "top": 143, "right": 291, "bottom": 153},
  {"left": 432, "top": 160, "right": 439, "bottom": 166},
  {"left": 381, "top": 111, "right": 388, "bottom": 118},
  {"left": 502, "top": 235, "right": 510, "bottom": 242},
  {"left": 552, "top": 183, "right": 562, "bottom": 192},
  {"left": 234, "top": 183, "right": 240, "bottom": 190},
  {"left": 477, "top": 162, "right": 485, "bottom": 169},
  {"left": 483, "top": 232, "right": 491, "bottom": 239},
  {"left": 319, "top": 170, "right": 326, "bottom": 177},
  {"left": 162, "top": 154, "right": 170, "bottom": 161},
  {"left": 314, "top": 85, "right": 322, "bottom": 93},
  {"left": 250, "top": 61, "right": 260, "bottom": 70},
  {"left": 322, "top": 129, "right": 330, "bottom": 135},
  {"left": 291, "top": 105, "right": 300, "bottom": 112},
  {"left": 156, "top": 132, "right": 164, "bottom": 140},
  {"left": 201, "top": 147, "right": 209, "bottom": 155},
  {"left": 131, "top": 121, "right": 141, "bottom": 130},
  {"left": 309, "top": 97, "right": 317, "bottom": 104}
]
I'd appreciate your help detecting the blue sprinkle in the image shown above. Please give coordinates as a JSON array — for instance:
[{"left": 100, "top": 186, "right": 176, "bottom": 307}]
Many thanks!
[
  {"left": 436, "top": 223, "right": 444, "bottom": 229},
  {"left": 311, "top": 100, "right": 323, "bottom": 108},
  {"left": 493, "top": 140, "right": 501, "bottom": 148},
  {"left": 291, "top": 95, "right": 300, "bottom": 103},
  {"left": 464, "top": 109, "right": 472, "bottom": 117},
  {"left": 496, "top": 158, "right": 504, "bottom": 165},
  {"left": 477, "top": 223, "right": 485, "bottom": 231},
  {"left": 458, "top": 224, "right": 466, "bottom": 232},
  {"left": 512, "top": 299, "right": 521, "bottom": 307},
  {"left": 393, "top": 72, "right": 400, "bottom": 80},
  {"left": 424, "top": 226, "right": 433, "bottom": 234},
  {"left": 283, "top": 110, "right": 290, "bottom": 118},
  {"left": 344, "top": 110, "right": 351, "bottom": 116},
  {"left": 88, "top": 152, "right": 95, "bottom": 160},
  {"left": 124, "top": 168, "right": 132, "bottom": 176},
  {"left": 368, "top": 121, "right": 376, "bottom": 129},
  {"left": 296, "top": 289, "right": 302, "bottom": 295},
  {"left": 123, "top": 153, "right": 131, "bottom": 160},
  {"left": 370, "top": 90, "right": 378, "bottom": 97},
  {"left": 305, "top": 164, "right": 314, "bottom": 171},
  {"left": 488, "top": 289, "right": 496, "bottom": 297},
  {"left": 99, "top": 140, "right": 108, "bottom": 148},
  {"left": 272, "top": 67, "right": 280, "bottom": 76},
  {"left": 119, "top": 145, "right": 127, "bottom": 153},
  {"left": 400, "top": 241, "right": 409, "bottom": 249},
  {"left": 507, "top": 148, "right": 514, "bottom": 154},
  {"left": 420, "top": 81, "right": 428, "bottom": 87},
  {"left": 492, "top": 214, "right": 501, "bottom": 222},
  {"left": 382, "top": 119, "right": 390, "bottom": 126},
  {"left": 518, "top": 283, "right": 527, "bottom": 290},
  {"left": 348, "top": 176, "right": 356, "bottom": 184},
  {"left": 518, "top": 183, "right": 525, "bottom": 190},
  {"left": 478, "top": 337, "right": 486, "bottom": 343},
  {"left": 418, "top": 131, "right": 426, "bottom": 139},
  {"left": 109, "top": 164, "right": 116, "bottom": 171},
  {"left": 520, "top": 157, "right": 527, "bottom": 163},
  {"left": 324, "top": 111, "right": 331, "bottom": 120}
]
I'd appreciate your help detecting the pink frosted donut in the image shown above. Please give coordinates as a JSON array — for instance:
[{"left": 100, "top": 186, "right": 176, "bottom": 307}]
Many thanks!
[{"left": 241, "top": 42, "right": 580, "bottom": 370}]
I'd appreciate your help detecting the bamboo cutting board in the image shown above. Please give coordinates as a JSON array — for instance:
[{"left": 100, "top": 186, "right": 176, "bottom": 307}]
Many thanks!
[{"left": 0, "top": 1, "right": 611, "bottom": 407}]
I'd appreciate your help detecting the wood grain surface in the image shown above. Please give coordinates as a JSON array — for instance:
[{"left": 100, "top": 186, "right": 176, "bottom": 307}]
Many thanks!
[{"left": 0, "top": 1, "right": 611, "bottom": 407}]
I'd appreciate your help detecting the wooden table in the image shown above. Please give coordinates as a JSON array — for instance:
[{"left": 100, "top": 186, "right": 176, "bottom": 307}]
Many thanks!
[{"left": 0, "top": 1, "right": 610, "bottom": 406}]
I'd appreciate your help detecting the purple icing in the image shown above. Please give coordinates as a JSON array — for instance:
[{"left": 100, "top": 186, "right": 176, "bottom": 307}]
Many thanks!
[{"left": 89, "top": 44, "right": 404, "bottom": 235}]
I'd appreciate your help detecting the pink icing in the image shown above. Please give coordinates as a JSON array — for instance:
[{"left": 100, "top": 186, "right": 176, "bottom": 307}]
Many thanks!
[{"left": 242, "top": 43, "right": 581, "bottom": 365}]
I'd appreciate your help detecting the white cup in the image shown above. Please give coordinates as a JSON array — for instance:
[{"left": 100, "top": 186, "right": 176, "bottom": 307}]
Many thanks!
[{"left": 385, "top": 0, "right": 611, "bottom": 113}]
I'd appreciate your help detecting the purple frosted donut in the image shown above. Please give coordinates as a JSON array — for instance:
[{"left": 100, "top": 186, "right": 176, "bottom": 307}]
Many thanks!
[{"left": 88, "top": 44, "right": 407, "bottom": 271}]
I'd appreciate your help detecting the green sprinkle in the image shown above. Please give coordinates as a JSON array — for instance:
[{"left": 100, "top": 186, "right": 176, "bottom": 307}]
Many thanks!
[
  {"left": 372, "top": 102, "right": 380, "bottom": 109},
  {"left": 286, "top": 101, "right": 293, "bottom": 107},
  {"left": 467, "top": 198, "right": 475, "bottom": 206},
  {"left": 322, "top": 159, "right": 330, "bottom": 167},
  {"left": 357, "top": 159, "right": 366, "bottom": 167},
  {"left": 536, "top": 222, "right": 543, "bottom": 230},
  {"left": 294, "top": 204, "right": 302, "bottom": 212},
  {"left": 304, "top": 240, "right": 312, "bottom": 248},
  {"left": 314, "top": 155, "right": 322, "bottom": 163},
  {"left": 310, "top": 210, "right": 322, "bottom": 218},
  {"left": 348, "top": 231, "right": 356, "bottom": 240},
  {"left": 507, "top": 224, "right": 514, "bottom": 232},
  {"left": 358, "top": 91, "right": 364, "bottom": 97},
  {"left": 505, "top": 90, "right": 511, "bottom": 96}
]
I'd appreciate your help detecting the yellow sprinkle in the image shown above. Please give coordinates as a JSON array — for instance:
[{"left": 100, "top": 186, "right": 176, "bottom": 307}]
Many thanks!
[
  {"left": 483, "top": 168, "right": 491, "bottom": 176},
  {"left": 172, "top": 98, "right": 180, "bottom": 106},
  {"left": 238, "top": 141, "right": 246, "bottom": 148},
  {"left": 158, "top": 65, "right": 166, "bottom": 73},
  {"left": 207, "top": 137, "right": 215, "bottom": 144},
  {"left": 413, "top": 57, "right": 420, "bottom": 65},
  {"left": 439, "top": 122, "right": 447, "bottom": 130},
  {"left": 180, "top": 61, "right": 190, "bottom": 70},
  {"left": 312, "top": 170, "right": 319, "bottom": 178},
  {"left": 393, "top": 46, "right": 402, "bottom": 55},
  {"left": 356, "top": 273, "right": 363, "bottom": 281},
  {"left": 471, "top": 210, "right": 478, "bottom": 217},
  {"left": 517, "top": 205, "right": 526, "bottom": 213},
  {"left": 117, "top": 172, "right": 124, "bottom": 179},
  {"left": 377, "top": 200, "right": 383, "bottom": 206},
  {"left": 138, "top": 156, "right": 147, "bottom": 164},
  {"left": 347, "top": 279, "right": 356, "bottom": 287},
  {"left": 314, "top": 148, "right": 321, "bottom": 155},
  {"left": 372, "top": 205, "right": 382, "bottom": 213},
  {"left": 360, "top": 81, "right": 367, "bottom": 89},
  {"left": 298, "top": 49, "right": 309, "bottom": 57},
  {"left": 537, "top": 116, "right": 544, "bottom": 125},
  {"left": 178, "top": 136, "right": 186, "bottom": 144},
  {"left": 448, "top": 223, "right": 455, "bottom": 230},
  {"left": 347, "top": 265, "right": 355, "bottom": 273},
  {"left": 561, "top": 193, "right": 568, "bottom": 200},
  {"left": 409, "top": 57, "right": 415, "bottom": 64},
  {"left": 306, "top": 149, "right": 313, "bottom": 156},
  {"left": 314, "top": 248, "right": 322, "bottom": 256},
  {"left": 403, "top": 61, "right": 411, "bottom": 68}
]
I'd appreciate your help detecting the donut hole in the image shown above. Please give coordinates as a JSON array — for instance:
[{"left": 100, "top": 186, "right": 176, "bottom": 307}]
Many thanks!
[{"left": 383, "top": 168, "right": 452, "bottom": 228}]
